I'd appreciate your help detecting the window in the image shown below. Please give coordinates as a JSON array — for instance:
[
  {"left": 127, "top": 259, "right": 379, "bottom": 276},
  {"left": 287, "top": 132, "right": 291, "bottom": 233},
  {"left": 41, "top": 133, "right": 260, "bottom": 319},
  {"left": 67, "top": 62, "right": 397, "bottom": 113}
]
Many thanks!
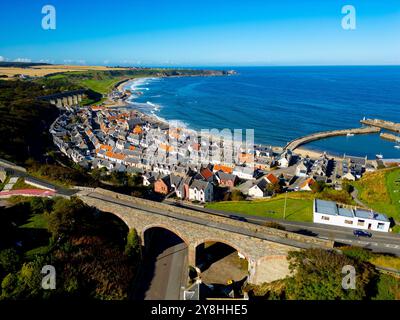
[
  {"left": 377, "top": 223, "right": 385, "bottom": 230},
  {"left": 321, "top": 216, "right": 330, "bottom": 221},
  {"left": 344, "top": 220, "right": 353, "bottom": 225},
  {"left": 357, "top": 219, "right": 365, "bottom": 226}
]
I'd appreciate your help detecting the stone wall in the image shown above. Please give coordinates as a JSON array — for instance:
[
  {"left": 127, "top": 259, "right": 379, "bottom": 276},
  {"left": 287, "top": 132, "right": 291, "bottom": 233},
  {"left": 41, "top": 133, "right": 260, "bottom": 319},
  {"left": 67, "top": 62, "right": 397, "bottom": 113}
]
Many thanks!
[
  {"left": 90, "top": 188, "right": 334, "bottom": 249},
  {"left": 77, "top": 188, "right": 337, "bottom": 284}
]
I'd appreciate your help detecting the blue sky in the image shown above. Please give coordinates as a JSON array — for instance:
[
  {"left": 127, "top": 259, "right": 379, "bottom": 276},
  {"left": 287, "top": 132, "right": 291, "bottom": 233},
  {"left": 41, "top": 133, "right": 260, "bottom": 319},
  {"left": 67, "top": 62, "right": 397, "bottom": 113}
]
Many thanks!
[{"left": 0, "top": 0, "right": 399, "bottom": 66}]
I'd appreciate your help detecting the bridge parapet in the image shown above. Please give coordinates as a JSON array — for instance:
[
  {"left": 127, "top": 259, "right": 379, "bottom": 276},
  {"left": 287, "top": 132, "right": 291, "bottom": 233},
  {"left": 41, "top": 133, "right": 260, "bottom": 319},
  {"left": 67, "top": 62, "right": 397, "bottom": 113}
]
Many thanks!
[
  {"left": 78, "top": 191, "right": 301, "bottom": 284},
  {"left": 78, "top": 188, "right": 334, "bottom": 250}
]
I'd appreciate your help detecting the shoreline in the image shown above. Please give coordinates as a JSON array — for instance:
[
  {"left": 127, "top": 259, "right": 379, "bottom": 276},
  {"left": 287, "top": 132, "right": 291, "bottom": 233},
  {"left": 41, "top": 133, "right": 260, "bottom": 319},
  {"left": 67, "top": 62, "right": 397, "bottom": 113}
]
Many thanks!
[{"left": 109, "top": 77, "right": 381, "bottom": 162}]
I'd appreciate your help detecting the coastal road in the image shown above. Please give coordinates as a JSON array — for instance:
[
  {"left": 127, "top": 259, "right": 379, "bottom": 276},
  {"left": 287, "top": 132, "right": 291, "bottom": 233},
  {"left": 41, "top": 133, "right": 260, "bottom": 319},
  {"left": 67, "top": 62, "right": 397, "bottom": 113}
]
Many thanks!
[
  {"left": 0, "top": 159, "right": 77, "bottom": 197},
  {"left": 134, "top": 230, "right": 188, "bottom": 300},
  {"left": 165, "top": 200, "right": 400, "bottom": 256}
]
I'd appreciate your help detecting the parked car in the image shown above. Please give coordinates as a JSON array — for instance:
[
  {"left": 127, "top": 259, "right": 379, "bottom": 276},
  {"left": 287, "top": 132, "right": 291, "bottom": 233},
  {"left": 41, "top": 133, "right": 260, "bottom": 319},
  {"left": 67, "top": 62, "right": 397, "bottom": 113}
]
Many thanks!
[
  {"left": 353, "top": 229, "right": 372, "bottom": 238},
  {"left": 229, "top": 214, "right": 247, "bottom": 222}
]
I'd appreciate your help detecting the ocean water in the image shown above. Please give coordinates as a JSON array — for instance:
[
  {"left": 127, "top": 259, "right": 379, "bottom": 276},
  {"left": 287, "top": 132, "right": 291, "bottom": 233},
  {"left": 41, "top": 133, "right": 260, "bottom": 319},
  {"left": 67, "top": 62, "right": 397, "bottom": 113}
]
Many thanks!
[{"left": 124, "top": 66, "right": 400, "bottom": 158}]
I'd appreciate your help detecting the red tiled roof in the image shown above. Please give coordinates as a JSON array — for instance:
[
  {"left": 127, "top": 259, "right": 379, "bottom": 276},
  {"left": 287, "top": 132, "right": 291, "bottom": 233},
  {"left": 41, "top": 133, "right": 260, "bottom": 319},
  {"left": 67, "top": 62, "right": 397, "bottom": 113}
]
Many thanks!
[
  {"left": 265, "top": 173, "right": 279, "bottom": 184},
  {"left": 213, "top": 164, "right": 233, "bottom": 174},
  {"left": 200, "top": 167, "right": 213, "bottom": 180},
  {"left": 300, "top": 178, "right": 315, "bottom": 189}
]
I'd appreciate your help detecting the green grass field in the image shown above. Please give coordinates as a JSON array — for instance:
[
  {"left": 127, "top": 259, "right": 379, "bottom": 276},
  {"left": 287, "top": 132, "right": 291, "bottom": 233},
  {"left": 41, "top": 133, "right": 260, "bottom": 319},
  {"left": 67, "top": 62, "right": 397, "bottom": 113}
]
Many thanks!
[
  {"left": 207, "top": 193, "right": 314, "bottom": 222},
  {"left": 353, "top": 168, "right": 400, "bottom": 222},
  {"left": 45, "top": 71, "right": 128, "bottom": 95},
  {"left": 20, "top": 213, "right": 48, "bottom": 229},
  {"left": 80, "top": 78, "right": 129, "bottom": 95}
]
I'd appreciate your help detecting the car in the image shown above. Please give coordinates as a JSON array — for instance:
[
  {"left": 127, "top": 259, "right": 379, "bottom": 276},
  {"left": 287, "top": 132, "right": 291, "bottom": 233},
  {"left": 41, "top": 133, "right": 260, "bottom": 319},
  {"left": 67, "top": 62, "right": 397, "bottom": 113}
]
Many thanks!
[
  {"left": 229, "top": 214, "right": 247, "bottom": 222},
  {"left": 353, "top": 229, "right": 372, "bottom": 238}
]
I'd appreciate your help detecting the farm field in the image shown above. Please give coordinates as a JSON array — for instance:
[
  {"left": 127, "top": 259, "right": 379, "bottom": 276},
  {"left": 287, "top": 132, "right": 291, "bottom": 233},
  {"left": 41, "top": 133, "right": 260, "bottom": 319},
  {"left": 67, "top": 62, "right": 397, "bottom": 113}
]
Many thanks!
[{"left": 0, "top": 64, "right": 128, "bottom": 78}]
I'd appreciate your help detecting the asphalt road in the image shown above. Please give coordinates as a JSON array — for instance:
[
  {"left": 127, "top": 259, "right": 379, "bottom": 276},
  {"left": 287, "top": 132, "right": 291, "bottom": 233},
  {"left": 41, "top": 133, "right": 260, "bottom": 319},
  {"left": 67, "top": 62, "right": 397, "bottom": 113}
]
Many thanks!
[
  {"left": 134, "top": 231, "right": 187, "bottom": 300},
  {"left": 4, "top": 158, "right": 399, "bottom": 256},
  {"left": 166, "top": 200, "right": 400, "bottom": 256},
  {"left": 82, "top": 191, "right": 325, "bottom": 250},
  {"left": 1, "top": 161, "right": 77, "bottom": 197}
]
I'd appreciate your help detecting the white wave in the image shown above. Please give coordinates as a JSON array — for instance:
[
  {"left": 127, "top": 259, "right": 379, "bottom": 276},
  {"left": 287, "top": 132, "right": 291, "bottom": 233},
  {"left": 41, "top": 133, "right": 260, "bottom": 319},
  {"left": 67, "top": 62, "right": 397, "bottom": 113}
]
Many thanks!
[{"left": 167, "top": 119, "right": 189, "bottom": 129}]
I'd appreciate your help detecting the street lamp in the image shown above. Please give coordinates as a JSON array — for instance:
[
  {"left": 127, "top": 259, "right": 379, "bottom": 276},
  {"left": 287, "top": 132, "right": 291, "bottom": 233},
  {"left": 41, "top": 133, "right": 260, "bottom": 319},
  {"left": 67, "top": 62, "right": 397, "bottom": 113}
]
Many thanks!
[{"left": 283, "top": 190, "right": 288, "bottom": 220}]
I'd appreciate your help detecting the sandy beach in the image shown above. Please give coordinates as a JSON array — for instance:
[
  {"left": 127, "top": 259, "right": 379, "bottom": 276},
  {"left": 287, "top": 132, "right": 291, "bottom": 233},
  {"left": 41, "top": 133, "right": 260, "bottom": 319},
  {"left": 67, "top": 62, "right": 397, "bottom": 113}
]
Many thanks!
[
  {"left": 295, "top": 147, "right": 341, "bottom": 160},
  {"left": 107, "top": 78, "right": 349, "bottom": 161}
]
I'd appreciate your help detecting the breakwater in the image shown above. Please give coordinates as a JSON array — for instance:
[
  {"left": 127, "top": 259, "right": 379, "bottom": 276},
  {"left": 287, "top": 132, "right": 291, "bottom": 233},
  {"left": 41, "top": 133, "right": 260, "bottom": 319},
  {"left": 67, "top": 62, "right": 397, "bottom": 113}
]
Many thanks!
[
  {"left": 284, "top": 126, "right": 381, "bottom": 151},
  {"left": 361, "top": 118, "right": 400, "bottom": 133}
]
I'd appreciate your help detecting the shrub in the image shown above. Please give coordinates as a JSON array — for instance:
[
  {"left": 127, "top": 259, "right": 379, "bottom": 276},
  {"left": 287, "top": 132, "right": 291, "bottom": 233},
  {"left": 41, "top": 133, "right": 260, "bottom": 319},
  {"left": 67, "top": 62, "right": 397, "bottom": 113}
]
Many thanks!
[
  {"left": 341, "top": 246, "right": 372, "bottom": 262},
  {"left": 264, "top": 222, "right": 285, "bottom": 230}
]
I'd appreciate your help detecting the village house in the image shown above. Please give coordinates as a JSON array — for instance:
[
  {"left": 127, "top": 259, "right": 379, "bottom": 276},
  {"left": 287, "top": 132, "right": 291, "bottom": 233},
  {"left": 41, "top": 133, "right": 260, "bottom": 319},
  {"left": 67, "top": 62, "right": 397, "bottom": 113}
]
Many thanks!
[
  {"left": 215, "top": 171, "right": 237, "bottom": 188},
  {"left": 255, "top": 145, "right": 274, "bottom": 158},
  {"left": 295, "top": 161, "right": 309, "bottom": 177},
  {"left": 299, "top": 178, "right": 316, "bottom": 191},
  {"left": 264, "top": 173, "right": 279, "bottom": 185},
  {"left": 199, "top": 166, "right": 214, "bottom": 182},
  {"left": 313, "top": 199, "right": 390, "bottom": 232},
  {"left": 232, "top": 166, "right": 256, "bottom": 180},
  {"left": 154, "top": 176, "right": 171, "bottom": 195},
  {"left": 142, "top": 171, "right": 159, "bottom": 186},
  {"left": 188, "top": 179, "right": 214, "bottom": 202},
  {"left": 248, "top": 179, "right": 271, "bottom": 198},
  {"left": 212, "top": 164, "right": 233, "bottom": 174},
  {"left": 169, "top": 174, "right": 184, "bottom": 197},
  {"left": 278, "top": 150, "right": 293, "bottom": 168}
]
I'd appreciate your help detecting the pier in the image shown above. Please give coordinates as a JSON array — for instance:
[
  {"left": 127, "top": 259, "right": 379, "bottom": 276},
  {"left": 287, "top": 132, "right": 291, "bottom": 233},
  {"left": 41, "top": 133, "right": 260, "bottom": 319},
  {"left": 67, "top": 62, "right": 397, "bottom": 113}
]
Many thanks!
[
  {"left": 360, "top": 118, "right": 400, "bottom": 133},
  {"left": 380, "top": 132, "right": 400, "bottom": 143},
  {"left": 283, "top": 126, "right": 381, "bottom": 151}
]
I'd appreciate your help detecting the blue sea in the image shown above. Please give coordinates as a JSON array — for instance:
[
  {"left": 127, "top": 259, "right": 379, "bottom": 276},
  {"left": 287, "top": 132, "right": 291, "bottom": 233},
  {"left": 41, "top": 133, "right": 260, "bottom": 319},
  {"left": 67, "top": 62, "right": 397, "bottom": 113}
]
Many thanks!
[{"left": 124, "top": 66, "right": 400, "bottom": 159}]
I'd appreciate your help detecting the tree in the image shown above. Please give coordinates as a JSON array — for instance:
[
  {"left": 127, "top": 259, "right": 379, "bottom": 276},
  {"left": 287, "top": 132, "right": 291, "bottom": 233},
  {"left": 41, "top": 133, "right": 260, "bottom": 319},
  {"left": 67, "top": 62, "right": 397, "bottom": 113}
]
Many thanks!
[
  {"left": 30, "top": 197, "right": 53, "bottom": 215},
  {"left": 0, "top": 249, "right": 21, "bottom": 274},
  {"left": 311, "top": 181, "right": 326, "bottom": 193},
  {"left": 267, "top": 182, "right": 282, "bottom": 194},
  {"left": 47, "top": 197, "right": 94, "bottom": 239},
  {"left": 0, "top": 273, "right": 18, "bottom": 300},
  {"left": 125, "top": 229, "right": 141, "bottom": 259},
  {"left": 230, "top": 189, "right": 245, "bottom": 201},
  {"left": 342, "top": 180, "right": 354, "bottom": 194}
]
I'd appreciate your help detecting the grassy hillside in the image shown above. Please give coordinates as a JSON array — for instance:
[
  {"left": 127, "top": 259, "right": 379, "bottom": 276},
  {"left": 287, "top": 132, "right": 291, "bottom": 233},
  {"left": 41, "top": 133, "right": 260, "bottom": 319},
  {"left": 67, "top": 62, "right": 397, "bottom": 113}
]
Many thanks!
[
  {"left": 0, "top": 80, "right": 62, "bottom": 162},
  {"left": 207, "top": 192, "right": 314, "bottom": 222},
  {"left": 353, "top": 168, "right": 400, "bottom": 222},
  {"left": 207, "top": 188, "right": 354, "bottom": 223},
  {"left": 43, "top": 68, "right": 223, "bottom": 95}
]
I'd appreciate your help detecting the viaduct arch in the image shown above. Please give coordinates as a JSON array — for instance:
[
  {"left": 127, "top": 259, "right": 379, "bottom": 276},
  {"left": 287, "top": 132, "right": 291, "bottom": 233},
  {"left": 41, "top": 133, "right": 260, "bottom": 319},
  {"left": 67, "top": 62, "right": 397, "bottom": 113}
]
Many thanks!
[{"left": 77, "top": 188, "right": 333, "bottom": 284}]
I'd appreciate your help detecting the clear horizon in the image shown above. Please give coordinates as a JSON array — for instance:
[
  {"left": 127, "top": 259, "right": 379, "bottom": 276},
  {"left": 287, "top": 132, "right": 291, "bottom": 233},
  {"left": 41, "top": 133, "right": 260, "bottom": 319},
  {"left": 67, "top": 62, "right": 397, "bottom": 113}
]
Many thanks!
[{"left": 1, "top": 0, "right": 399, "bottom": 66}]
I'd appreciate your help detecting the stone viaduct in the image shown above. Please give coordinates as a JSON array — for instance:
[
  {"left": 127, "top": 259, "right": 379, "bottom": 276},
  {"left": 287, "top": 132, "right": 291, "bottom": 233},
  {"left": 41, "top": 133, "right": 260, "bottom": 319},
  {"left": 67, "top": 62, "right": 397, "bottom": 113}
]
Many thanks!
[
  {"left": 77, "top": 188, "right": 334, "bottom": 285},
  {"left": 38, "top": 89, "right": 86, "bottom": 108}
]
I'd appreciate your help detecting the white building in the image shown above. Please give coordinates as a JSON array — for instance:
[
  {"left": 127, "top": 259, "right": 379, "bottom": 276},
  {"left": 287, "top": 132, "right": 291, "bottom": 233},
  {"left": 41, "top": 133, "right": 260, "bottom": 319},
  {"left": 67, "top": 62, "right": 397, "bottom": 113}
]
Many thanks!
[
  {"left": 188, "top": 179, "right": 214, "bottom": 202},
  {"left": 248, "top": 179, "right": 269, "bottom": 198},
  {"left": 313, "top": 199, "right": 390, "bottom": 232},
  {"left": 232, "top": 166, "right": 255, "bottom": 180},
  {"left": 295, "top": 162, "right": 308, "bottom": 177}
]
